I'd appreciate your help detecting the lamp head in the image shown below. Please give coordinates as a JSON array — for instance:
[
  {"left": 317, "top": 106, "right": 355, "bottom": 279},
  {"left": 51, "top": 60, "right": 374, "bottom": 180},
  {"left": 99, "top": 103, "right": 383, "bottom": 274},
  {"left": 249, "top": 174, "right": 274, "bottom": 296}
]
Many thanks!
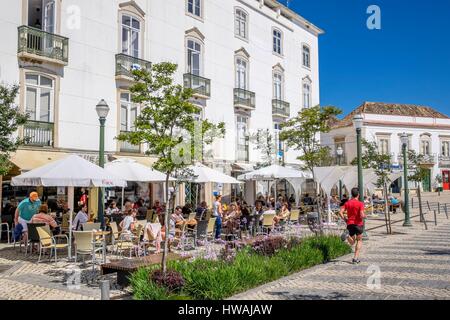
[
  {"left": 353, "top": 114, "right": 364, "bottom": 130},
  {"left": 336, "top": 146, "right": 344, "bottom": 156},
  {"left": 96, "top": 99, "right": 110, "bottom": 119},
  {"left": 400, "top": 132, "right": 409, "bottom": 146}
]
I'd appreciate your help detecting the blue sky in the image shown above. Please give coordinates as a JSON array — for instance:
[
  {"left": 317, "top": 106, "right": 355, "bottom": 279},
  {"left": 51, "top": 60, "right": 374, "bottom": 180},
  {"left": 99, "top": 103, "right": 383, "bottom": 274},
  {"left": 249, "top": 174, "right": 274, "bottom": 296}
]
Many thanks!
[{"left": 285, "top": 0, "right": 450, "bottom": 117}]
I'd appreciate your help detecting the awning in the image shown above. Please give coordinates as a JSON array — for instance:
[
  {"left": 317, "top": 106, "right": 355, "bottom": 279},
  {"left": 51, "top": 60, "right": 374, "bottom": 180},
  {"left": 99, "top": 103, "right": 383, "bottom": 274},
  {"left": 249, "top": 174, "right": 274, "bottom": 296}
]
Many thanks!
[
  {"left": 9, "top": 149, "right": 71, "bottom": 172},
  {"left": 112, "top": 154, "right": 157, "bottom": 168},
  {"left": 231, "top": 163, "right": 255, "bottom": 172}
]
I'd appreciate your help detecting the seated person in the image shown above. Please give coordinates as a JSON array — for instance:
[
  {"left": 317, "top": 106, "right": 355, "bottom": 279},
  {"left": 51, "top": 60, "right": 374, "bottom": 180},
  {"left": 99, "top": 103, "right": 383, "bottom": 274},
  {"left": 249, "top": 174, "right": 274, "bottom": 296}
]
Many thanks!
[
  {"left": 388, "top": 195, "right": 400, "bottom": 213},
  {"left": 171, "top": 206, "right": 185, "bottom": 226},
  {"left": 31, "top": 204, "right": 60, "bottom": 234},
  {"left": 330, "top": 195, "right": 340, "bottom": 210},
  {"left": 119, "top": 209, "right": 136, "bottom": 233},
  {"left": 273, "top": 203, "right": 290, "bottom": 228},
  {"left": 303, "top": 194, "right": 313, "bottom": 206},
  {"left": 72, "top": 205, "right": 89, "bottom": 231},
  {"left": 182, "top": 203, "right": 193, "bottom": 217},
  {"left": 195, "top": 201, "right": 208, "bottom": 220},
  {"left": 106, "top": 201, "right": 120, "bottom": 216},
  {"left": 223, "top": 203, "right": 241, "bottom": 234}
]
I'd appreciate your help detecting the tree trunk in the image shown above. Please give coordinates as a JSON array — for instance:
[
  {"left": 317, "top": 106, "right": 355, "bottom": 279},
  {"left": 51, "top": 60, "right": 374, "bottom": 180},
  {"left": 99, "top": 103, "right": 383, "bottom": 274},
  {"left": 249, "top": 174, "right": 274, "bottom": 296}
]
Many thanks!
[
  {"left": 161, "top": 174, "right": 170, "bottom": 275},
  {"left": 417, "top": 182, "right": 426, "bottom": 229},
  {"left": 383, "top": 183, "right": 391, "bottom": 234}
]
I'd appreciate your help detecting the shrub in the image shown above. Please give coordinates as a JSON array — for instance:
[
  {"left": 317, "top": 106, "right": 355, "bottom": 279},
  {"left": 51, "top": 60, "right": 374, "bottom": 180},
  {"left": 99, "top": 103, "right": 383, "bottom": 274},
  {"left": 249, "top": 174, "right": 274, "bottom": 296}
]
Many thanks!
[
  {"left": 251, "top": 235, "right": 288, "bottom": 256},
  {"left": 150, "top": 269, "right": 185, "bottom": 293},
  {"left": 131, "top": 235, "right": 351, "bottom": 300}
]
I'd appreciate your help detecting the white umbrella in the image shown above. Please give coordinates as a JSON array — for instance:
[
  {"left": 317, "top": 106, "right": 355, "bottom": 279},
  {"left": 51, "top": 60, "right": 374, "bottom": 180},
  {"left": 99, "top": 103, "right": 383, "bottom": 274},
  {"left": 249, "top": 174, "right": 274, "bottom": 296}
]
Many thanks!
[
  {"left": 237, "top": 164, "right": 308, "bottom": 181},
  {"left": 11, "top": 154, "right": 127, "bottom": 259},
  {"left": 187, "top": 163, "right": 242, "bottom": 184},
  {"left": 105, "top": 158, "right": 175, "bottom": 182},
  {"left": 105, "top": 158, "right": 175, "bottom": 208},
  {"left": 12, "top": 154, "right": 127, "bottom": 187}
]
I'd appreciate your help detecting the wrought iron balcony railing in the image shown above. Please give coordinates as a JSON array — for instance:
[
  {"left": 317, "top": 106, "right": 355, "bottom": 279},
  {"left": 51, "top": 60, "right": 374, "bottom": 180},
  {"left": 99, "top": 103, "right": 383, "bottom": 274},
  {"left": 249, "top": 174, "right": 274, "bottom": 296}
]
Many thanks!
[
  {"left": 18, "top": 26, "right": 68, "bottom": 64},
  {"left": 115, "top": 53, "right": 152, "bottom": 79},
  {"left": 272, "top": 99, "right": 290, "bottom": 117},
  {"left": 184, "top": 73, "right": 211, "bottom": 98},
  {"left": 23, "top": 121, "right": 54, "bottom": 147},
  {"left": 234, "top": 88, "right": 255, "bottom": 109},
  {"left": 398, "top": 153, "right": 437, "bottom": 164},
  {"left": 119, "top": 131, "right": 141, "bottom": 153}
]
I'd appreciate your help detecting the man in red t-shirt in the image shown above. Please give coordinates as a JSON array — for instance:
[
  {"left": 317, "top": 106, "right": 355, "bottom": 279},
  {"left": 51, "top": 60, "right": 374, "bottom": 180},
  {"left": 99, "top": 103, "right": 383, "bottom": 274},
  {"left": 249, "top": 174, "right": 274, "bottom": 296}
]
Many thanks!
[{"left": 339, "top": 187, "right": 366, "bottom": 264}]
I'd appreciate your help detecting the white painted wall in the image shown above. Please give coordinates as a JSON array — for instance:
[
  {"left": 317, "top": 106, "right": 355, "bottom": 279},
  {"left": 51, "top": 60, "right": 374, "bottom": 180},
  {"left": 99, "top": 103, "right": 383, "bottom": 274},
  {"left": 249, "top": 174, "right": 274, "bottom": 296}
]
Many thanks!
[{"left": 0, "top": 0, "right": 321, "bottom": 170}]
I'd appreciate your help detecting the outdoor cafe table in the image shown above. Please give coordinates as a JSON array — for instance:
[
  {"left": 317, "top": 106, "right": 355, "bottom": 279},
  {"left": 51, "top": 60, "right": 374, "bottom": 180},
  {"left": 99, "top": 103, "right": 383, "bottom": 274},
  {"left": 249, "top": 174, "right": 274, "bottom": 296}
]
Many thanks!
[{"left": 93, "top": 231, "right": 110, "bottom": 264}]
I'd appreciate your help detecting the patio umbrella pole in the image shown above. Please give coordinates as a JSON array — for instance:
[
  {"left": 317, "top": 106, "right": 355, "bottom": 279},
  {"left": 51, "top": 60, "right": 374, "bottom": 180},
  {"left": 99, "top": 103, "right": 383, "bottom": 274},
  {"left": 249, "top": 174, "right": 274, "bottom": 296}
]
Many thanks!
[{"left": 121, "top": 187, "right": 124, "bottom": 211}]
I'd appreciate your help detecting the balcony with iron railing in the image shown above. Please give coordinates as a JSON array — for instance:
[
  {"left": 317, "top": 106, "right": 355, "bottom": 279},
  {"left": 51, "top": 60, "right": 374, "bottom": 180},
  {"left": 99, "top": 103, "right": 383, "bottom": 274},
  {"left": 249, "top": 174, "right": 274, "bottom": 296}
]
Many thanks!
[
  {"left": 234, "top": 88, "right": 255, "bottom": 110},
  {"left": 18, "top": 26, "right": 68, "bottom": 65},
  {"left": 119, "top": 132, "right": 141, "bottom": 153},
  {"left": 23, "top": 121, "right": 54, "bottom": 147},
  {"left": 272, "top": 99, "right": 290, "bottom": 118},
  {"left": 115, "top": 53, "right": 152, "bottom": 80},
  {"left": 184, "top": 73, "right": 211, "bottom": 99}
]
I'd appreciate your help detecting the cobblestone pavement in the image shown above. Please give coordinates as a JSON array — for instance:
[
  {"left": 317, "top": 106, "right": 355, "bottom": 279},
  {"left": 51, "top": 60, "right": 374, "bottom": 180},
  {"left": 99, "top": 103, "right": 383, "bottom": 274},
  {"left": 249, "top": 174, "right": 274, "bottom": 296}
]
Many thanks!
[{"left": 232, "top": 193, "right": 450, "bottom": 300}]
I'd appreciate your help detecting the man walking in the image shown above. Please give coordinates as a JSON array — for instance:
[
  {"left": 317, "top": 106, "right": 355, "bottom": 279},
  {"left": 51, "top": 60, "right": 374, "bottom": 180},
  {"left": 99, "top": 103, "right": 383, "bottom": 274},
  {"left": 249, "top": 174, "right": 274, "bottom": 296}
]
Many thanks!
[{"left": 339, "top": 187, "right": 366, "bottom": 264}]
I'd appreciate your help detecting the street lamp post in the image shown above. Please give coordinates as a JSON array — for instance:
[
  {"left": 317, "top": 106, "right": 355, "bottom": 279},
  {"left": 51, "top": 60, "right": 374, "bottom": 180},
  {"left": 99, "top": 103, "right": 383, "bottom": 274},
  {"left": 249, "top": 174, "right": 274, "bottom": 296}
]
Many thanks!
[
  {"left": 96, "top": 99, "right": 110, "bottom": 230},
  {"left": 336, "top": 146, "right": 344, "bottom": 200},
  {"left": 401, "top": 132, "right": 412, "bottom": 227},
  {"left": 353, "top": 114, "right": 368, "bottom": 239}
]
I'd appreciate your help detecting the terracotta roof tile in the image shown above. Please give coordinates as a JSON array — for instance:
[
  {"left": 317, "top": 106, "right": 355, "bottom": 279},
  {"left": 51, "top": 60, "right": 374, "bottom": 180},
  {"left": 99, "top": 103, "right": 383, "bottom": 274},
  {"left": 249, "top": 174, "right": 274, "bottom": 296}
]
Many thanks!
[{"left": 331, "top": 102, "right": 449, "bottom": 129}]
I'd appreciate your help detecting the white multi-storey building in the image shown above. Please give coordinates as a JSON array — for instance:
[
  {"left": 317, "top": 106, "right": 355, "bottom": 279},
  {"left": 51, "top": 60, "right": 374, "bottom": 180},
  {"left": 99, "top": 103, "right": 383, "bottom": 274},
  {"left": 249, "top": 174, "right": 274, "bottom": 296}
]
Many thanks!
[
  {"left": 322, "top": 102, "right": 450, "bottom": 193},
  {"left": 0, "top": 0, "right": 322, "bottom": 207}
]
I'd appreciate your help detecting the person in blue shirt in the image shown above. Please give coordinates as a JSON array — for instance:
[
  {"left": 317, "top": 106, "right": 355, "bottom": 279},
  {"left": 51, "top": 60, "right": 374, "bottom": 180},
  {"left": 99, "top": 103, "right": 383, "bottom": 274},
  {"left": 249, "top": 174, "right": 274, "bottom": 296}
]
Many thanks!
[{"left": 14, "top": 192, "right": 42, "bottom": 239}]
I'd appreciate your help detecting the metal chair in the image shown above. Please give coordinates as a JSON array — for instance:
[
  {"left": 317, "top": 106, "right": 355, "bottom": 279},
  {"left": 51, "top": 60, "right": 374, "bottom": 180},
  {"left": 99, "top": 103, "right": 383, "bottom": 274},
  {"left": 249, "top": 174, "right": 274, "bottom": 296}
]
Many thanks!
[{"left": 1, "top": 222, "right": 10, "bottom": 244}]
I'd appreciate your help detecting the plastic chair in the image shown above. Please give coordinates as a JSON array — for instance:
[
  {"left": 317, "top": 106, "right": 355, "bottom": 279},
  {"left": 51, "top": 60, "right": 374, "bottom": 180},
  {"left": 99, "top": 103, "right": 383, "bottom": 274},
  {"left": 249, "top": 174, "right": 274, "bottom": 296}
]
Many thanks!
[
  {"left": 81, "top": 222, "right": 101, "bottom": 231},
  {"left": 206, "top": 217, "right": 216, "bottom": 240},
  {"left": 261, "top": 213, "right": 276, "bottom": 235},
  {"left": 289, "top": 210, "right": 300, "bottom": 225},
  {"left": 36, "top": 227, "right": 69, "bottom": 263},
  {"left": 73, "top": 231, "right": 103, "bottom": 269},
  {"left": 26, "top": 223, "right": 46, "bottom": 255}
]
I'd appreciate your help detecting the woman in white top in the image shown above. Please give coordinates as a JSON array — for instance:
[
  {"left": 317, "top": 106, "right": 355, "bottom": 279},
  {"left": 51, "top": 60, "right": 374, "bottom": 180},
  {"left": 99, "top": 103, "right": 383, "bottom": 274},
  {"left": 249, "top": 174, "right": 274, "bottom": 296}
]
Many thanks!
[
  {"left": 120, "top": 209, "right": 136, "bottom": 232},
  {"left": 72, "top": 205, "right": 89, "bottom": 231}
]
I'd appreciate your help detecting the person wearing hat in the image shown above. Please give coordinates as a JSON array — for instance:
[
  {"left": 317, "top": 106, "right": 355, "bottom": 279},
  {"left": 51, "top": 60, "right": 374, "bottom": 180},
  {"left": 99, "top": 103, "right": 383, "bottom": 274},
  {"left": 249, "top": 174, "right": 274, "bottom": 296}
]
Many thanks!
[{"left": 14, "top": 192, "right": 42, "bottom": 234}]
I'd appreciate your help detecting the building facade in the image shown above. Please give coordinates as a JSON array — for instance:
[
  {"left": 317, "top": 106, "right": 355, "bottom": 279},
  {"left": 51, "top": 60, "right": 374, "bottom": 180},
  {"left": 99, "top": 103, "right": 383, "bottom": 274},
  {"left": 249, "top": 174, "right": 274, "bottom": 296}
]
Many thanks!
[
  {"left": 0, "top": 0, "right": 322, "bottom": 206},
  {"left": 322, "top": 102, "right": 450, "bottom": 192}
]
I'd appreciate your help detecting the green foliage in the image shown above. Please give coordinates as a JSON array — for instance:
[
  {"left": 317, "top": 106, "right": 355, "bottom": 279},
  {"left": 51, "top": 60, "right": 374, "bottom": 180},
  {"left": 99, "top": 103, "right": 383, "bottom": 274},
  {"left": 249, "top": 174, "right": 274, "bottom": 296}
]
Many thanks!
[
  {"left": 251, "top": 128, "right": 276, "bottom": 168},
  {"left": 351, "top": 139, "right": 392, "bottom": 188},
  {"left": 130, "top": 236, "right": 351, "bottom": 300},
  {"left": 406, "top": 150, "right": 428, "bottom": 183},
  {"left": 116, "top": 62, "right": 225, "bottom": 175},
  {"left": 0, "top": 84, "right": 28, "bottom": 175},
  {"left": 280, "top": 105, "right": 342, "bottom": 173}
]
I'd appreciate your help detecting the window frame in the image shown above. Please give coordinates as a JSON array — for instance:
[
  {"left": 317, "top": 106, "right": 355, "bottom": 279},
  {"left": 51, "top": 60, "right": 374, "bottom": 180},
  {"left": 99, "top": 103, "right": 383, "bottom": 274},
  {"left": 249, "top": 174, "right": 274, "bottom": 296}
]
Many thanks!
[
  {"left": 236, "top": 115, "right": 249, "bottom": 162},
  {"left": 24, "top": 73, "right": 55, "bottom": 123},
  {"left": 235, "top": 56, "right": 249, "bottom": 90},
  {"left": 120, "top": 13, "right": 142, "bottom": 58},
  {"left": 302, "top": 78, "right": 312, "bottom": 109},
  {"left": 186, "top": 37, "right": 203, "bottom": 76},
  {"left": 234, "top": 7, "right": 249, "bottom": 41},
  {"left": 186, "top": 0, "right": 203, "bottom": 20},
  {"left": 272, "top": 27, "right": 283, "bottom": 56},
  {"left": 119, "top": 92, "right": 139, "bottom": 132},
  {"left": 302, "top": 43, "right": 311, "bottom": 69}
]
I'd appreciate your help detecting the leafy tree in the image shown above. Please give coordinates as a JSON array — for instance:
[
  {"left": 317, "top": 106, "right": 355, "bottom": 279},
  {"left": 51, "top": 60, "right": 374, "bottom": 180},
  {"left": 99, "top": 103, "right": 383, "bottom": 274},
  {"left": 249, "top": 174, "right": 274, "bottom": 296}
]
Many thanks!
[
  {"left": 406, "top": 151, "right": 428, "bottom": 227},
  {"left": 117, "top": 63, "right": 225, "bottom": 274},
  {"left": 0, "top": 84, "right": 28, "bottom": 176},
  {"left": 351, "top": 140, "right": 393, "bottom": 234},
  {"left": 280, "top": 105, "right": 342, "bottom": 218},
  {"left": 250, "top": 128, "right": 275, "bottom": 168}
]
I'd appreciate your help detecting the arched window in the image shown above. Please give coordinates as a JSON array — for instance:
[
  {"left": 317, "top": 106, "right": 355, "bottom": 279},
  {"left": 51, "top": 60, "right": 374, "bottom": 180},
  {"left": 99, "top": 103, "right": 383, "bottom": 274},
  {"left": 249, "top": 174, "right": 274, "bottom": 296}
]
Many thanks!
[
  {"left": 302, "top": 78, "right": 312, "bottom": 108},
  {"left": 187, "top": 39, "right": 202, "bottom": 76},
  {"left": 235, "top": 8, "right": 248, "bottom": 39},
  {"left": 235, "top": 57, "right": 248, "bottom": 89},
  {"left": 420, "top": 134, "right": 432, "bottom": 155},
  {"left": 273, "top": 28, "right": 283, "bottom": 55},
  {"left": 302, "top": 44, "right": 310, "bottom": 68},
  {"left": 25, "top": 73, "right": 54, "bottom": 123},
  {"left": 121, "top": 14, "right": 141, "bottom": 58}
]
